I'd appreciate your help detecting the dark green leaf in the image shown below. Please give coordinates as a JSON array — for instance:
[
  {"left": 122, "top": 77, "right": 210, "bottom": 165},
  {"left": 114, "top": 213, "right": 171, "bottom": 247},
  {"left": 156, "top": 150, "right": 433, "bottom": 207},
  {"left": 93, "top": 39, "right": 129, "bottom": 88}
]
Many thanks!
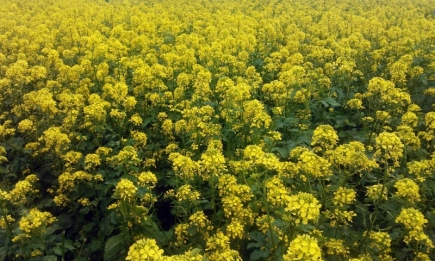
[
  {"left": 42, "top": 256, "right": 57, "bottom": 261},
  {"left": 250, "top": 249, "right": 269, "bottom": 261},
  {"left": 104, "top": 231, "right": 128, "bottom": 261}
]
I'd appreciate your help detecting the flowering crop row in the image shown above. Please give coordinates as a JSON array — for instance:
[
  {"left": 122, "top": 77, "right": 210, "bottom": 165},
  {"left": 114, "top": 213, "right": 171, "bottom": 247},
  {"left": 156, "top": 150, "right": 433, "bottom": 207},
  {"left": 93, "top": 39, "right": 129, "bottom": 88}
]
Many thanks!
[{"left": 1, "top": 0, "right": 435, "bottom": 260}]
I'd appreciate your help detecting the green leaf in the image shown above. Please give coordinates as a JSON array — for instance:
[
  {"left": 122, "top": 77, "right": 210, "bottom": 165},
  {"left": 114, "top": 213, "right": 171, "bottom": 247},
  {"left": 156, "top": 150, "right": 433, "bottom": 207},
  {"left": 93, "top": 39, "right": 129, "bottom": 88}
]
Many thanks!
[
  {"left": 42, "top": 256, "right": 57, "bottom": 261},
  {"left": 189, "top": 248, "right": 202, "bottom": 256},
  {"left": 64, "top": 239, "right": 75, "bottom": 251},
  {"left": 53, "top": 245, "right": 63, "bottom": 256},
  {"left": 104, "top": 231, "right": 128, "bottom": 261},
  {"left": 247, "top": 231, "right": 266, "bottom": 249},
  {"left": 250, "top": 249, "right": 270, "bottom": 261},
  {"left": 271, "top": 147, "right": 288, "bottom": 159},
  {"left": 323, "top": 97, "right": 341, "bottom": 107}
]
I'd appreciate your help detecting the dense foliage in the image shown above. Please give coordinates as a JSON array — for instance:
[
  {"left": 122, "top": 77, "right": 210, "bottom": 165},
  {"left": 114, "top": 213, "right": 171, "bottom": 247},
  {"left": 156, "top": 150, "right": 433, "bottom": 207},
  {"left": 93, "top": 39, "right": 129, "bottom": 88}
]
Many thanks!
[{"left": 1, "top": 0, "right": 435, "bottom": 260}]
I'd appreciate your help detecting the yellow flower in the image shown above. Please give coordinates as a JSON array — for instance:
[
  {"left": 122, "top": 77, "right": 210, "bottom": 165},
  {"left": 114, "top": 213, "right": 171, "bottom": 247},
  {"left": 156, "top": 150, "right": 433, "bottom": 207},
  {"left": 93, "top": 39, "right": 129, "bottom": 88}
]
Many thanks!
[
  {"left": 162, "top": 119, "right": 173, "bottom": 136},
  {"left": 129, "top": 113, "right": 143, "bottom": 126},
  {"left": 175, "top": 184, "right": 200, "bottom": 202},
  {"left": 395, "top": 207, "right": 427, "bottom": 231},
  {"left": 131, "top": 131, "right": 147, "bottom": 147},
  {"left": 374, "top": 131, "right": 404, "bottom": 164},
  {"left": 38, "top": 127, "right": 71, "bottom": 154},
  {"left": 206, "top": 230, "right": 231, "bottom": 251},
  {"left": 0, "top": 215, "right": 15, "bottom": 229},
  {"left": 265, "top": 176, "right": 290, "bottom": 208},
  {"left": 0, "top": 145, "right": 7, "bottom": 164},
  {"left": 174, "top": 223, "right": 190, "bottom": 246},
  {"left": 18, "top": 119, "right": 36, "bottom": 133},
  {"left": 285, "top": 192, "right": 321, "bottom": 224},
  {"left": 401, "top": 111, "right": 418, "bottom": 128},
  {"left": 123, "top": 96, "right": 137, "bottom": 111},
  {"left": 326, "top": 141, "right": 379, "bottom": 173},
  {"left": 16, "top": 208, "right": 56, "bottom": 235},
  {"left": 126, "top": 238, "right": 164, "bottom": 261},
  {"left": 114, "top": 179, "right": 137, "bottom": 201},
  {"left": 84, "top": 153, "right": 101, "bottom": 170},
  {"left": 78, "top": 198, "right": 91, "bottom": 207},
  {"left": 394, "top": 178, "right": 421, "bottom": 203},
  {"left": 368, "top": 231, "right": 392, "bottom": 254},
  {"left": 283, "top": 234, "right": 322, "bottom": 261},
  {"left": 415, "top": 252, "right": 431, "bottom": 261},
  {"left": 226, "top": 218, "right": 245, "bottom": 239},
  {"left": 137, "top": 171, "right": 157, "bottom": 189},
  {"left": 297, "top": 150, "right": 332, "bottom": 179},
  {"left": 107, "top": 146, "right": 140, "bottom": 167},
  {"left": 242, "top": 99, "right": 272, "bottom": 129},
  {"left": 333, "top": 187, "right": 356, "bottom": 207},
  {"left": 325, "top": 238, "right": 349, "bottom": 257},
  {"left": 169, "top": 153, "right": 199, "bottom": 180},
  {"left": 346, "top": 98, "right": 364, "bottom": 110},
  {"left": 8, "top": 174, "right": 39, "bottom": 204},
  {"left": 189, "top": 211, "right": 212, "bottom": 231},
  {"left": 311, "top": 124, "right": 339, "bottom": 150},
  {"left": 425, "top": 112, "right": 435, "bottom": 130},
  {"left": 366, "top": 184, "right": 388, "bottom": 202}
]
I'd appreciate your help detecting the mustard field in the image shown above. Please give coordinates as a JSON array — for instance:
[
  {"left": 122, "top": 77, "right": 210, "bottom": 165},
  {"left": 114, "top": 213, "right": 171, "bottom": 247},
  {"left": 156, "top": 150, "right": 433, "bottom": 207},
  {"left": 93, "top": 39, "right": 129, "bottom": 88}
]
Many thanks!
[{"left": 1, "top": 0, "right": 435, "bottom": 260}]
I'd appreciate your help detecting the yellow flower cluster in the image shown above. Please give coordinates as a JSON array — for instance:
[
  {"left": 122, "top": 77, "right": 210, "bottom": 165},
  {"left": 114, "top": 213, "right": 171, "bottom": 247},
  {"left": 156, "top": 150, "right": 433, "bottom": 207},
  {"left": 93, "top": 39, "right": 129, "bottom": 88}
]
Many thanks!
[
  {"left": 324, "top": 238, "right": 350, "bottom": 257},
  {"left": 189, "top": 211, "right": 213, "bottom": 232},
  {"left": 374, "top": 132, "right": 404, "bottom": 165},
  {"left": 137, "top": 171, "right": 158, "bottom": 189},
  {"left": 126, "top": 238, "right": 165, "bottom": 261},
  {"left": 199, "top": 139, "right": 227, "bottom": 179},
  {"left": 175, "top": 184, "right": 200, "bottom": 202},
  {"left": 395, "top": 207, "right": 428, "bottom": 230},
  {"left": 366, "top": 184, "right": 388, "bottom": 202},
  {"left": 394, "top": 178, "right": 421, "bottom": 203},
  {"left": 326, "top": 141, "right": 378, "bottom": 173},
  {"left": 13, "top": 208, "right": 56, "bottom": 242},
  {"left": 115, "top": 179, "right": 138, "bottom": 202},
  {"left": 206, "top": 231, "right": 242, "bottom": 261},
  {"left": 395, "top": 207, "right": 434, "bottom": 249},
  {"left": 6, "top": 174, "right": 39, "bottom": 204},
  {"left": 285, "top": 192, "right": 321, "bottom": 224},
  {"left": 311, "top": 124, "right": 339, "bottom": 151},
  {"left": 333, "top": 187, "right": 356, "bottom": 207},
  {"left": 107, "top": 146, "right": 141, "bottom": 168},
  {"left": 169, "top": 153, "right": 199, "bottom": 180},
  {"left": 283, "top": 234, "right": 322, "bottom": 261},
  {"left": 265, "top": 176, "right": 290, "bottom": 208},
  {"left": 297, "top": 151, "right": 332, "bottom": 180},
  {"left": 366, "top": 231, "right": 392, "bottom": 258}
]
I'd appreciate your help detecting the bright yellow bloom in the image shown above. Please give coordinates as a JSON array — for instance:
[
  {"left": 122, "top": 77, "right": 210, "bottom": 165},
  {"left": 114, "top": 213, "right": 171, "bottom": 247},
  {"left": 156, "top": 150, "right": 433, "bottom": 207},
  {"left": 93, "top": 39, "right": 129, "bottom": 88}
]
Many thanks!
[
  {"left": 394, "top": 178, "right": 421, "bottom": 203},
  {"left": 333, "top": 187, "right": 356, "bottom": 207},
  {"left": 283, "top": 234, "right": 322, "bottom": 261},
  {"left": 175, "top": 184, "right": 200, "bottom": 202},
  {"left": 311, "top": 124, "right": 339, "bottom": 150},
  {"left": 114, "top": 179, "right": 137, "bottom": 201},
  {"left": 285, "top": 192, "right": 321, "bottom": 224},
  {"left": 325, "top": 238, "right": 349, "bottom": 257},
  {"left": 374, "top": 131, "right": 404, "bottom": 164},
  {"left": 137, "top": 171, "right": 157, "bottom": 189},
  {"left": 15, "top": 208, "right": 56, "bottom": 237},
  {"left": 126, "top": 238, "right": 164, "bottom": 261},
  {"left": 395, "top": 208, "right": 427, "bottom": 231},
  {"left": 366, "top": 184, "right": 388, "bottom": 202}
]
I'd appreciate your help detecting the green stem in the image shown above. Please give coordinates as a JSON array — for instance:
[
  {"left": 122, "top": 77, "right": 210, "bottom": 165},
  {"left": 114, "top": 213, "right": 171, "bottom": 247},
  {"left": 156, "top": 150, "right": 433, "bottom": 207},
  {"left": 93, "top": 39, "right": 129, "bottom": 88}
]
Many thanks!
[
  {"left": 77, "top": 238, "right": 87, "bottom": 258},
  {"left": 358, "top": 163, "right": 388, "bottom": 254},
  {"left": 262, "top": 177, "right": 276, "bottom": 256},
  {"left": 61, "top": 231, "right": 65, "bottom": 261},
  {"left": 1, "top": 209, "right": 13, "bottom": 237}
]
